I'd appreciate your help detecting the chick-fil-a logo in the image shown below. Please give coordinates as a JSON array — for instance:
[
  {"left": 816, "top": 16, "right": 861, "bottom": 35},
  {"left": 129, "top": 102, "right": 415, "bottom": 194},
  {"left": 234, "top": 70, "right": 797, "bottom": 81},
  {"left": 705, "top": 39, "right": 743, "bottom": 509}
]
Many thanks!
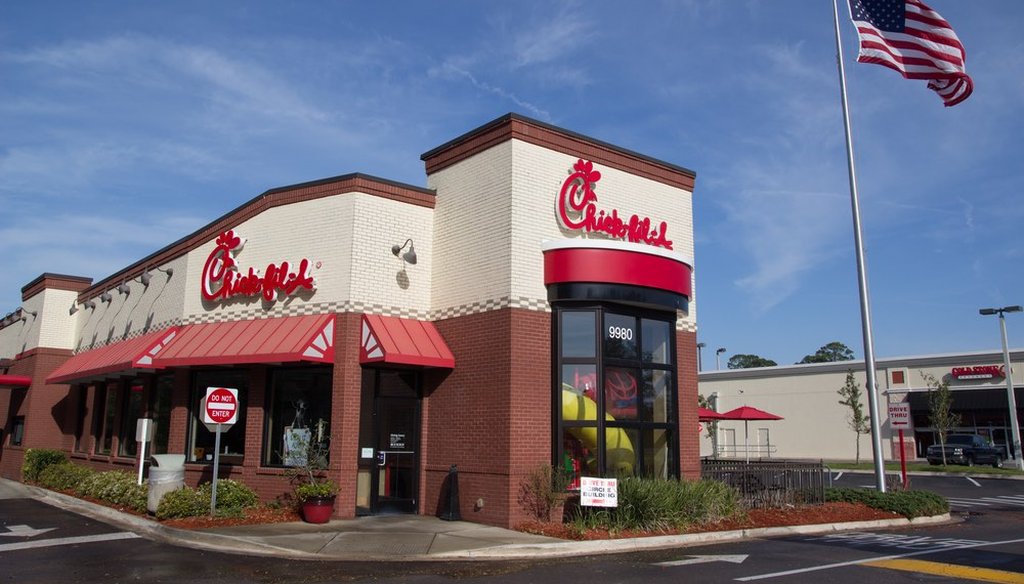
[
  {"left": 556, "top": 159, "right": 673, "bottom": 250},
  {"left": 201, "top": 230, "right": 315, "bottom": 303}
]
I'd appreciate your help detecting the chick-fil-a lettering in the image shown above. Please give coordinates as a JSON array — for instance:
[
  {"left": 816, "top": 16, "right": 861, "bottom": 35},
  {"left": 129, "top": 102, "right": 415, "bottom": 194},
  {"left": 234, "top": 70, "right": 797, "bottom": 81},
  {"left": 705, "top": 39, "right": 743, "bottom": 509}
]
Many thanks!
[
  {"left": 201, "top": 230, "right": 315, "bottom": 303},
  {"left": 556, "top": 159, "right": 673, "bottom": 250}
]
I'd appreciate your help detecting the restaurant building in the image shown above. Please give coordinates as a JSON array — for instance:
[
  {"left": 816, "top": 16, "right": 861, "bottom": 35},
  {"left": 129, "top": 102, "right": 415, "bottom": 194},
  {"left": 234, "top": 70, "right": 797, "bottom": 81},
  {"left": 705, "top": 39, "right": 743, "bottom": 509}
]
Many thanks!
[
  {"left": 698, "top": 350, "right": 1024, "bottom": 463},
  {"left": 0, "top": 114, "right": 699, "bottom": 527}
]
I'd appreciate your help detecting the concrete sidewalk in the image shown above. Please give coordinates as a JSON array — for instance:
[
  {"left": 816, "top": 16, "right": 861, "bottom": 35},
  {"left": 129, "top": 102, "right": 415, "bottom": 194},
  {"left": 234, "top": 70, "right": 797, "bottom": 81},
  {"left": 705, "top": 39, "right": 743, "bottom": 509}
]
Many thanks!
[{"left": 4, "top": 478, "right": 952, "bottom": 561}]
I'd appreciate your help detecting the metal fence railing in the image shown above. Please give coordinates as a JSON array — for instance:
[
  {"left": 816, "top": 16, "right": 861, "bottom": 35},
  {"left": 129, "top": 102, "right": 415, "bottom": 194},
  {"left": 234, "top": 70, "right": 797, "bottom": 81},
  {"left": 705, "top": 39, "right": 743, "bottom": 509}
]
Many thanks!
[{"left": 700, "top": 458, "right": 827, "bottom": 508}]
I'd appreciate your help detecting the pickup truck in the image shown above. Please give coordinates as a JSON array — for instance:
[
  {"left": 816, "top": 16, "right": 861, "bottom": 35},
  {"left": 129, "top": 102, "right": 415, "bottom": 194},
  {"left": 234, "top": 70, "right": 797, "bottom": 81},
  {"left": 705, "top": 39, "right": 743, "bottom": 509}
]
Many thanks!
[{"left": 926, "top": 434, "right": 1003, "bottom": 467}]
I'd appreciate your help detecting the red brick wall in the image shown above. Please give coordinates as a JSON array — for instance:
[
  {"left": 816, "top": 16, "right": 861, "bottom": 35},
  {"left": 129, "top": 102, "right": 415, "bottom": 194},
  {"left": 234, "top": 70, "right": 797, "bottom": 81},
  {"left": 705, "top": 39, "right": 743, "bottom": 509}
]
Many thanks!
[
  {"left": 1, "top": 348, "right": 75, "bottom": 480},
  {"left": 676, "top": 329, "right": 700, "bottom": 479},
  {"left": 423, "top": 308, "right": 551, "bottom": 528}
]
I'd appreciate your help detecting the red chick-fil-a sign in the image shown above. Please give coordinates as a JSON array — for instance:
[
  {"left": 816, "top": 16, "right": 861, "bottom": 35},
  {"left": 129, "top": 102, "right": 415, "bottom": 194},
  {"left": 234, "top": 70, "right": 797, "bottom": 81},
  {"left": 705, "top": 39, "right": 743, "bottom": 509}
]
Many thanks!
[
  {"left": 201, "top": 230, "right": 315, "bottom": 303},
  {"left": 556, "top": 159, "right": 673, "bottom": 250}
]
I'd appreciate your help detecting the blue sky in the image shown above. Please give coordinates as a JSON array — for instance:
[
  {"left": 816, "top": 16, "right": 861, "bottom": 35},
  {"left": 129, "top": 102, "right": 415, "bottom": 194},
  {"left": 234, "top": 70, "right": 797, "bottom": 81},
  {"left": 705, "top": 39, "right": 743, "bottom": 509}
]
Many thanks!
[{"left": 2, "top": 1, "right": 1022, "bottom": 366}]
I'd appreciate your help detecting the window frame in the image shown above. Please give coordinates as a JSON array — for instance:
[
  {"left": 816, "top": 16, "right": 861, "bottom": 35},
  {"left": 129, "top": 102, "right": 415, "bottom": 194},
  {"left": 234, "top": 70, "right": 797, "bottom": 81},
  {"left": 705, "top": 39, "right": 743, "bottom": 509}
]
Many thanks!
[
  {"left": 186, "top": 370, "right": 248, "bottom": 465},
  {"left": 554, "top": 303, "right": 679, "bottom": 481},
  {"left": 262, "top": 365, "right": 333, "bottom": 468}
]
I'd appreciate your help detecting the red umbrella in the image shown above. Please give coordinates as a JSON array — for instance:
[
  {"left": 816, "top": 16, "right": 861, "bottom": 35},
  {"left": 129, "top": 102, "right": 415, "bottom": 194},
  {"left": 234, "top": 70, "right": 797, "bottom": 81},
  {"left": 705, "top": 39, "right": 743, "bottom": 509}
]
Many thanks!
[
  {"left": 698, "top": 407, "right": 725, "bottom": 421},
  {"left": 718, "top": 406, "right": 784, "bottom": 462}
]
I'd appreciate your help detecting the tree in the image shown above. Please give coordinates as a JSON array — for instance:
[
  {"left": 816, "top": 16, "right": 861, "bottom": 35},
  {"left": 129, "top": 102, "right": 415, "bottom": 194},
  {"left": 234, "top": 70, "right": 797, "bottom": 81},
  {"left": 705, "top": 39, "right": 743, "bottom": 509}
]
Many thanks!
[
  {"left": 727, "top": 354, "right": 778, "bottom": 369},
  {"left": 836, "top": 370, "right": 870, "bottom": 463},
  {"left": 922, "top": 372, "right": 961, "bottom": 466},
  {"left": 799, "top": 341, "right": 855, "bottom": 364},
  {"left": 698, "top": 394, "right": 718, "bottom": 456}
]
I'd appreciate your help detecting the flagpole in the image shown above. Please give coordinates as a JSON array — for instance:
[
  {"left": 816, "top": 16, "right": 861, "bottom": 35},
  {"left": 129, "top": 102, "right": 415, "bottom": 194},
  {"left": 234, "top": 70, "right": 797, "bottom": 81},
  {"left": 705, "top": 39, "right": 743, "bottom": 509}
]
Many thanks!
[{"left": 831, "top": 0, "right": 887, "bottom": 493}]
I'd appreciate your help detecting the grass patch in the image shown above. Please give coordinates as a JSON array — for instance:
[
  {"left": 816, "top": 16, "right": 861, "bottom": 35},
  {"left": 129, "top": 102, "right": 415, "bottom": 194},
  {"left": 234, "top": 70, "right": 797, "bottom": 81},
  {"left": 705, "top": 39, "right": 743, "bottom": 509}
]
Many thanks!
[{"left": 826, "top": 487, "right": 948, "bottom": 518}]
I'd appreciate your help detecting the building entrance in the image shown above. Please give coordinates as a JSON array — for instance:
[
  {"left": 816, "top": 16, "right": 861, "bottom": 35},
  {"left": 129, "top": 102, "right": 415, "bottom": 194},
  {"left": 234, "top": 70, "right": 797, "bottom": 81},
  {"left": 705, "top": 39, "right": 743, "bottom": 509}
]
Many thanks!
[{"left": 358, "top": 369, "right": 420, "bottom": 515}]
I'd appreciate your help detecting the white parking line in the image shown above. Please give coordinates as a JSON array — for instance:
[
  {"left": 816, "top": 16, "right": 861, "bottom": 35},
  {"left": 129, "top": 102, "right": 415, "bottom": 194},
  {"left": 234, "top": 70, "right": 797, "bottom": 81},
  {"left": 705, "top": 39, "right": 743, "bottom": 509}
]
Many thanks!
[
  {"left": 981, "top": 497, "right": 1024, "bottom": 507},
  {"left": 0, "top": 532, "right": 138, "bottom": 553},
  {"left": 833, "top": 472, "right": 844, "bottom": 481},
  {"left": 964, "top": 476, "right": 981, "bottom": 487},
  {"left": 735, "top": 535, "right": 1024, "bottom": 581}
]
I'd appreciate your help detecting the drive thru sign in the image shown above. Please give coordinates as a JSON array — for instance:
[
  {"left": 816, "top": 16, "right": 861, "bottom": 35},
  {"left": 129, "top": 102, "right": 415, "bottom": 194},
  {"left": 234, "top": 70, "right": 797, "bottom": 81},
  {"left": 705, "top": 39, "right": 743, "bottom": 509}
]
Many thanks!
[{"left": 204, "top": 387, "right": 238, "bottom": 425}]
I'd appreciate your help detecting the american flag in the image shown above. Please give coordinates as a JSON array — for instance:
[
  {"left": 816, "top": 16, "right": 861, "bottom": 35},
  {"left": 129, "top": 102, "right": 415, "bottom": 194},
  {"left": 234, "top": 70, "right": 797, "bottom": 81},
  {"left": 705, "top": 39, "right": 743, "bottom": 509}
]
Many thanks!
[{"left": 848, "top": 0, "right": 972, "bottom": 106}]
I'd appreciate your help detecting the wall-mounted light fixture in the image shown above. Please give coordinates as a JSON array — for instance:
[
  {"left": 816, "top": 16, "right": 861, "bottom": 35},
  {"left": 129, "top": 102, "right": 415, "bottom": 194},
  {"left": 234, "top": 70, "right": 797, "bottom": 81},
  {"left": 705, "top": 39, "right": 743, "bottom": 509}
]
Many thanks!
[
  {"left": 140, "top": 266, "right": 174, "bottom": 287},
  {"left": 69, "top": 302, "right": 79, "bottom": 316},
  {"left": 20, "top": 309, "right": 37, "bottom": 322},
  {"left": 100, "top": 292, "right": 112, "bottom": 303},
  {"left": 117, "top": 281, "right": 131, "bottom": 295},
  {"left": 391, "top": 239, "right": 417, "bottom": 265},
  {"left": 84, "top": 300, "right": 96, "bottom": 310}
]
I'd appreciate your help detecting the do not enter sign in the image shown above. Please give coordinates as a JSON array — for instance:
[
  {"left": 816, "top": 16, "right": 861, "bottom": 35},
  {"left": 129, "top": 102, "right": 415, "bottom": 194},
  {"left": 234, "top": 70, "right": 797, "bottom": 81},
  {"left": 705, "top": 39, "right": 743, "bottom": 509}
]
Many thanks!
[{"left": 204, "top": 387, "right": 238, "bottom": 425}]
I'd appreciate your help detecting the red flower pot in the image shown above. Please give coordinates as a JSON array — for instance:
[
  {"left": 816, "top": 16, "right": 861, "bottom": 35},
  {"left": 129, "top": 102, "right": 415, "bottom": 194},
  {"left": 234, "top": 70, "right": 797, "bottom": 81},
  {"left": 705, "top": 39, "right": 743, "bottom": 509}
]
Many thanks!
[{"left": 301, "top": 496, "right": 336, "bottom": 524}]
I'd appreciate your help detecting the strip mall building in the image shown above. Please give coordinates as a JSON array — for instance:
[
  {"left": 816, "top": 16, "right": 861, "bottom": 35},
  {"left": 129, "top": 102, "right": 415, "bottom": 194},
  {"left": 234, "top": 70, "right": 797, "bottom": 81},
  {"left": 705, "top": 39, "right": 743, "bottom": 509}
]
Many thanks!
[{"left": 0, "top": 114, "right": 699, "bottom": 527}]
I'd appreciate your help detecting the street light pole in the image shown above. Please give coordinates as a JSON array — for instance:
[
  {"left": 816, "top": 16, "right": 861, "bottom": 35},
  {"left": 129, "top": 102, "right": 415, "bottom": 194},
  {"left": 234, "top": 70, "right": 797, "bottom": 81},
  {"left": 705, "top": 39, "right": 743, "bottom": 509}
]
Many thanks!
[
  {"left": 697, "top": 342, "right": 706, "bottom": 372},
  {"left": 980, "top": 305, "right": 1023, "bottom": 470},
  {"left": 716, "top": 347, "right": 727, "bottom": 371}
]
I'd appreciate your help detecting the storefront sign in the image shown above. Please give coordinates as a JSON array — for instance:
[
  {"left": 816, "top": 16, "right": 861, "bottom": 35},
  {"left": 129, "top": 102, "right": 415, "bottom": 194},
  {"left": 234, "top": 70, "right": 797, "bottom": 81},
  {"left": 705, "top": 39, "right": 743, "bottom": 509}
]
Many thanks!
[
  {"left": 951, "top": 365, "right": 1004, "bottom": 380},
  {"left": 888, "top": 403, "right": 912, "bottom": 430},
  {"left": 201, "top": 230, "right": 316, "bottom": 303},
  {"left": 556, "top": 159, "right": 673, "bottom": 250},
  {"left": 579, "top": 476, "right": 618, "bottom": 507}
]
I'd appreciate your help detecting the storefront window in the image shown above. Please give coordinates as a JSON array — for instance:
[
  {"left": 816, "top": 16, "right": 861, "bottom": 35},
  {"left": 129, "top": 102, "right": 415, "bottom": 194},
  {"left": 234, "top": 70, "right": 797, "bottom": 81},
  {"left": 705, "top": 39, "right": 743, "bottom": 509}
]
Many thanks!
[
  {"left": 118, "top": 380, "right": 146, "bottom": 458},
  {"left": 10, "top": 416, "right": 25, "bottom": 446},
  {"left": 151, "top": 375, "right": 173, "bottom": 455},
  {"left": 73, "top": 386, "right": 89, "bottom": 453},
  {"left": 555, "top": 306, "right": 678, "bottom": 482},
  {"left": 188, "top": 371, "right": 247, "bottom": 464},
  {"left": 561, "top": 312, "right": 596, "bottom": 358},
  {"left": 99, "top": 383, "right": 119, "bottom": 455},
  {"left": 263, "top": 367, "right": 332, "bottom": 467}
]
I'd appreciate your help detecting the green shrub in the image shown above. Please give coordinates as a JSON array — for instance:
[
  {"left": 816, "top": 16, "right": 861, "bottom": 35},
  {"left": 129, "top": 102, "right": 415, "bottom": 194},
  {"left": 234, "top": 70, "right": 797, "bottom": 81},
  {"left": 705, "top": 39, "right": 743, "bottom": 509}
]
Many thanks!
[
  {"left": 37, "top": 463, "right": 95, "bottom": 491},
  {"left": 156, "top": 486, "right": 207, "bottom": 520},
  {"left": 155, "top": 479, "right": 261, "bottom": 520},
  {"left": 76, "top": 470, "right": 147, "bottom": 513},
  {"left": 571, "top": 477, "right": 743, "bottom": 532},
  {"left": 200, "top": 479, "right": 260, "bottom": 511},
  {"left": 825, "top": 487, "right": 949, "bottom": 518},
  {"left": 22, "top": 449, "right": 68, "bottom": 482}
]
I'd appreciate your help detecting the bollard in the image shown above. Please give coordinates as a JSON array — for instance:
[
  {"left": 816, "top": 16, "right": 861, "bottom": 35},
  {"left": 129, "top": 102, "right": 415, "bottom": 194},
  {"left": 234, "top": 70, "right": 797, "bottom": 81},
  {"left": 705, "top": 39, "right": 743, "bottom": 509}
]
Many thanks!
[{"left": 438, "top": 464, "right": 461, "bottom": 521}]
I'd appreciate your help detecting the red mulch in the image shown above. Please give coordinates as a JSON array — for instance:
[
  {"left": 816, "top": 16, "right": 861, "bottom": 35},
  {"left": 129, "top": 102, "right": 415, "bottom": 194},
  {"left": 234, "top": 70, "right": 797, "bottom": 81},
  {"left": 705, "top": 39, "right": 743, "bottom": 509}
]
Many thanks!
[
  {"left": 515, "top": 502, "right": 900, "bottom": 540},
  {"left": 161, "top": 506, "right": 302, "bottom": 529}
]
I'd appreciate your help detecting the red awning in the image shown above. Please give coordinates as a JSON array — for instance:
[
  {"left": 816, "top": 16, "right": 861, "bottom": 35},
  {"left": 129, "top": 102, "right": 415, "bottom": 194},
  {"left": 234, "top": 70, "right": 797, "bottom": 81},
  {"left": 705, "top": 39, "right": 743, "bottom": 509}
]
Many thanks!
[
  {"left": 151, "top": 314, "right": 335, "bottom": 367},
  {"left": 46, "top": 327, "right": 182, "bottom": 384},
  {"left": 0, "top": 375, "right": 32, "bottom": 389},
  {"left": 360, "top": 314, "right": 454, "bottom": 368}
]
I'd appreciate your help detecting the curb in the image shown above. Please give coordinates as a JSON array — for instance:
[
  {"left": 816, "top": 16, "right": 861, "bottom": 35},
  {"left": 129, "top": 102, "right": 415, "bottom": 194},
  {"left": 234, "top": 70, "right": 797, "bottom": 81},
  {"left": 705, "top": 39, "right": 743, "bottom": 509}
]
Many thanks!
[
  {"left": 431, "top": 514, "right": 955, "bottom": 560},
  {"left": 25, "top": 484, "right": 319, "bottom": 560}
]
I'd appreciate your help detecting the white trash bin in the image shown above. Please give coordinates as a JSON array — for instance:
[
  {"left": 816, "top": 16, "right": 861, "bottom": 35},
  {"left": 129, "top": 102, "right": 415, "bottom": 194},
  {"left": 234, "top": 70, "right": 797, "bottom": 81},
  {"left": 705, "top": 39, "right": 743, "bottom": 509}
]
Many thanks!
[{"left": 147, "top": 454, "right": 186, "bottom": 514}]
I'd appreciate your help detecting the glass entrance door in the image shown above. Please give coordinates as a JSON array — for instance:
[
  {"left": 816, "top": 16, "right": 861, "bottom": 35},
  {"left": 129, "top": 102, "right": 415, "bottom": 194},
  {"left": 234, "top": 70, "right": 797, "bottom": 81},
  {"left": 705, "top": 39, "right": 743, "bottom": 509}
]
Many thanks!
[{"left": 373, "top": 394, "right": 418, "bottom": 513}]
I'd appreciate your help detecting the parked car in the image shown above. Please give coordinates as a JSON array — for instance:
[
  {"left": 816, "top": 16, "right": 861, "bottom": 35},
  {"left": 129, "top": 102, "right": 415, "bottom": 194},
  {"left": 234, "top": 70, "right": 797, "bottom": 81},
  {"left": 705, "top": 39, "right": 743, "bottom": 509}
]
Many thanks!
[{"left": 926, "top": 434, "right": 1003, "bottom": 467}]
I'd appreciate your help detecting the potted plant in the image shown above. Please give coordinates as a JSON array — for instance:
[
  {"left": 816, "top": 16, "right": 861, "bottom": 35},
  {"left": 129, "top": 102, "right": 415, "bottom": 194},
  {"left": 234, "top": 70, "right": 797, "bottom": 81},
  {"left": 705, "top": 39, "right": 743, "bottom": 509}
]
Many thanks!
[
  {"left": 283, "top": 424, "right": 337, "bottom": 524},
  {"left": 295, "top": 479, "right": 338, "bottom": 524}
]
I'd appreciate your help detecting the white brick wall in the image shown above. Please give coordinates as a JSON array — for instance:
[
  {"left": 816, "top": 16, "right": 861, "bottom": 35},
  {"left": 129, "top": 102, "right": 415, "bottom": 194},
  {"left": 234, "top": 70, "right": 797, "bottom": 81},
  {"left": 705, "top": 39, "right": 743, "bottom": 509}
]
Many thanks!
[{"left": 428, "top": 138, "right": 696, "bottom": 328}]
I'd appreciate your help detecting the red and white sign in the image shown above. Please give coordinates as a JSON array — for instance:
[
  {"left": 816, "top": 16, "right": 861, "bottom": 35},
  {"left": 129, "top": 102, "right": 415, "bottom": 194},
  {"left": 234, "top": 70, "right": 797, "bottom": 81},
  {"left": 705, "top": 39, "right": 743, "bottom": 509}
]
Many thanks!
[
  {"left": 951, "top": 365, "right": 1004, "bottom": 380},
  {"left": 580, "top": 476, "right": 618, "bottom": 507},
  {"left": 201, "top": 230, "right": 316, "bottom": 304},
  {"left": 556, "top": 159, "right": 673, "bottom": 250},
  {"left": 888, "top": 403, "right": 912, "bottom": 430},
  {"left": 203, "top": 387, "right": 238, "bottom": 425}
]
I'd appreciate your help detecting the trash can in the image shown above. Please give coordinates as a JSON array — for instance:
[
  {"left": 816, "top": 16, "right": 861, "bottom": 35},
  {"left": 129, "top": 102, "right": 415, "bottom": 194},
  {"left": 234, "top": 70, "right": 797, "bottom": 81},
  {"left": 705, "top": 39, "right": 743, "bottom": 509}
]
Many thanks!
[{"left": 147, "top": 454, "right": 186, "bottom": 514}]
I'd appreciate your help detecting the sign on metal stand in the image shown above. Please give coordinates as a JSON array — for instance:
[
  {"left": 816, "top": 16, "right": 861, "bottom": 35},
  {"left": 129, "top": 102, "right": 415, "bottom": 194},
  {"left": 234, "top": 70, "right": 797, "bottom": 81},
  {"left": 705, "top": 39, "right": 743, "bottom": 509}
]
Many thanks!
[
  {"left": 580, "top": 477, "right": 618, "bottom": 508},
  {"left": 888, "top": 403, "right": 913, "bottom": 489},
  {"left": 203, "top": 387, "right": 238, "bottom": 516},
  {"left": 135, "top": 418, "right": 154, "bottom": 486}
]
